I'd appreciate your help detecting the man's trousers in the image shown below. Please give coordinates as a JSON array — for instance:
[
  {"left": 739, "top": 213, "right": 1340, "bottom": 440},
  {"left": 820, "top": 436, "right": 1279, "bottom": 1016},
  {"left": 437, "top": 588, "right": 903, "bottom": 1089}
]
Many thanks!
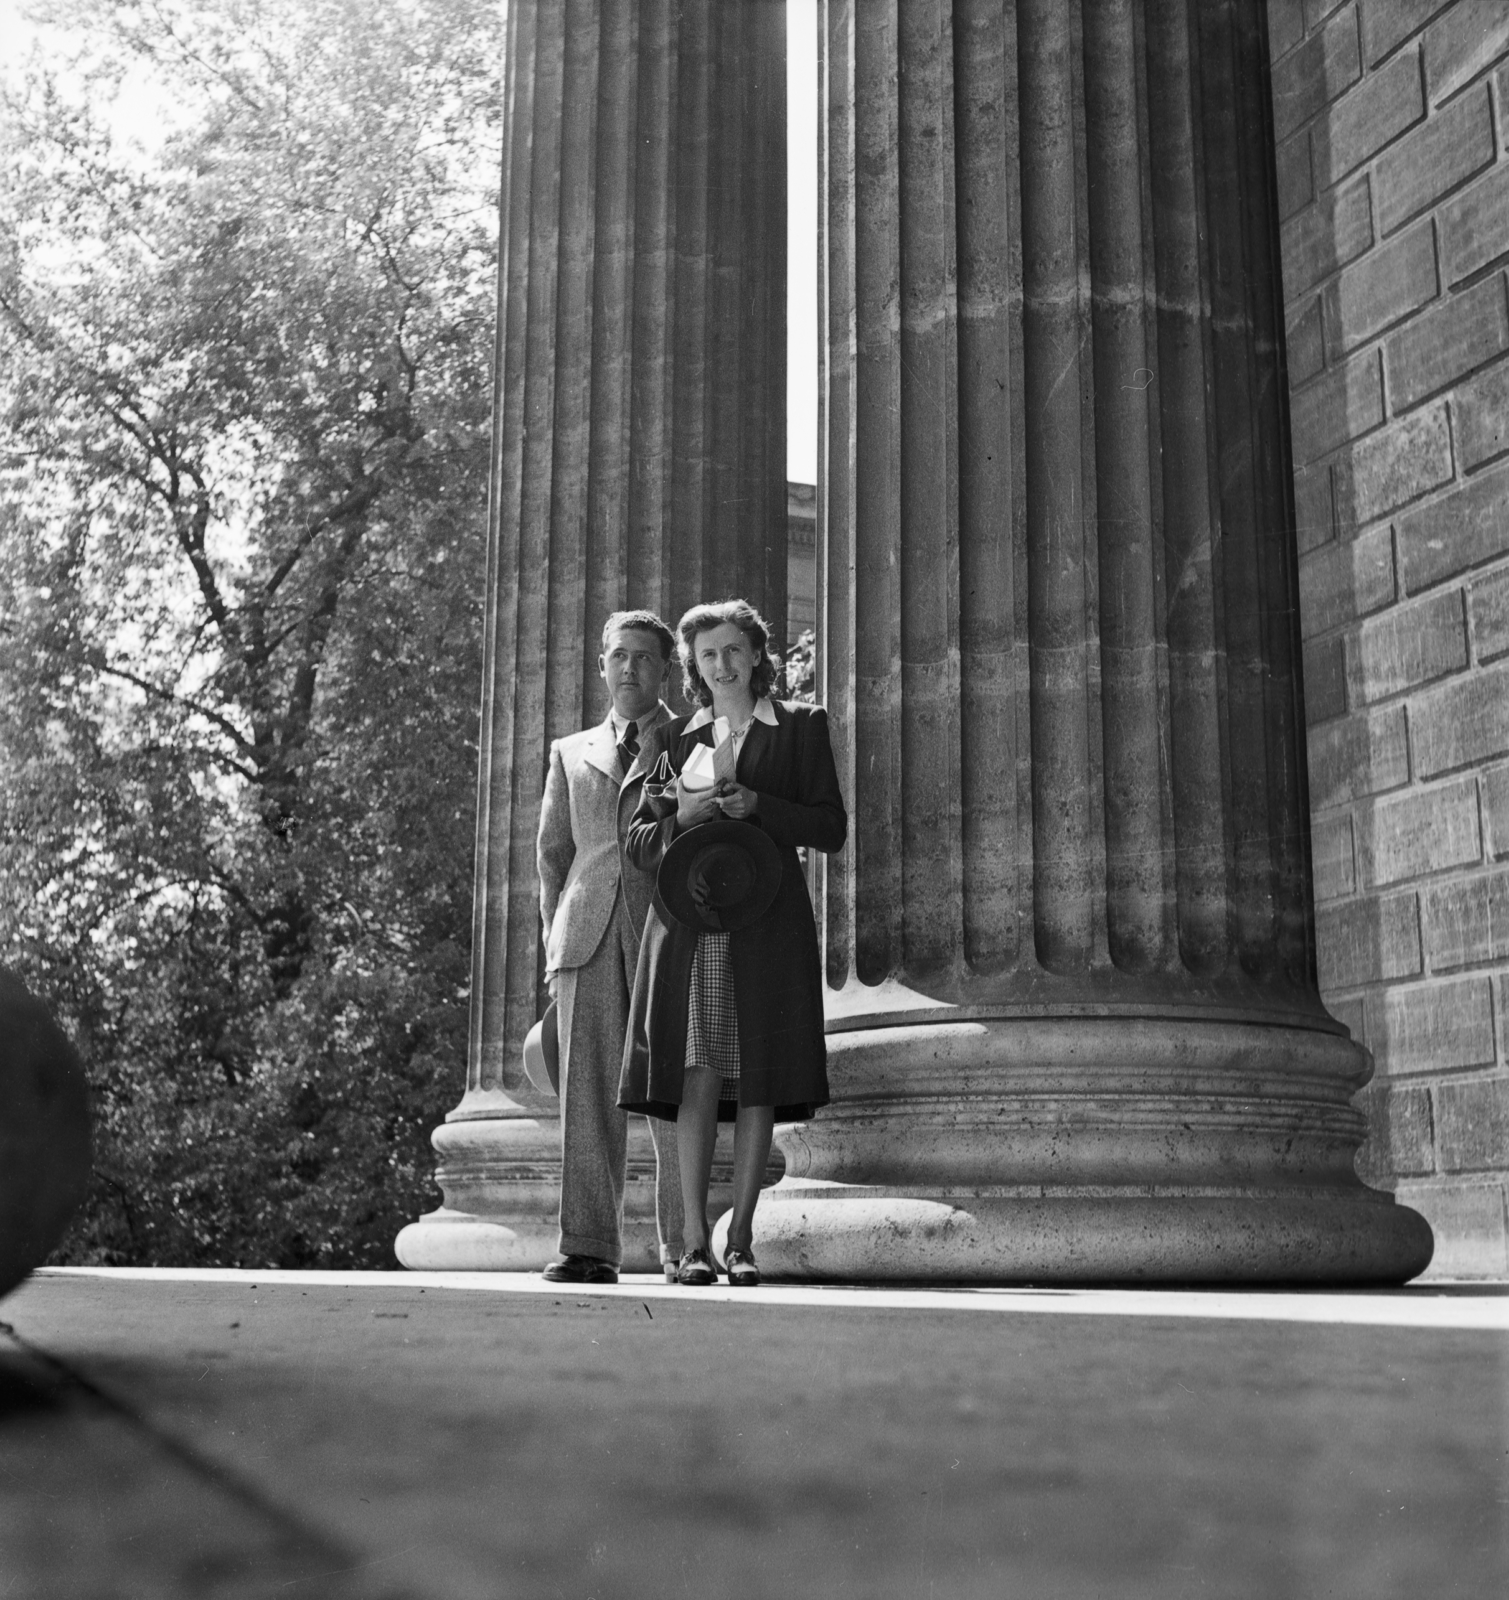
[{"left": 556, "top": 893, "right": 682, "bottom": 1265}]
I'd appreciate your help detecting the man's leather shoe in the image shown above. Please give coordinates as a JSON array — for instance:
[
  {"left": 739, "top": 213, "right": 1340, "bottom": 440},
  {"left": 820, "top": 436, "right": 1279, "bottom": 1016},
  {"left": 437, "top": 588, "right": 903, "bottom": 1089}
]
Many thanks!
[{"left": 542, "top": 1254, "right": 618, "bottom": 1284}]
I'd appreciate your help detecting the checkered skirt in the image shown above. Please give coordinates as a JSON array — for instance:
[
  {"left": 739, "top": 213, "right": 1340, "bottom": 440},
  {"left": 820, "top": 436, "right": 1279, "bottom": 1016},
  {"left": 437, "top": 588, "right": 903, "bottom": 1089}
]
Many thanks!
[{"left": 684, "top": 931, "right": 740, "bottom": 1096}]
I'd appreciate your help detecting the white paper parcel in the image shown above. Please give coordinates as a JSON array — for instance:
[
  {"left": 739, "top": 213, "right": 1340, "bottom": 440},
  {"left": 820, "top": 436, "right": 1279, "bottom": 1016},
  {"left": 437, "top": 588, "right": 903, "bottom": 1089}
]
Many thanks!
[{"left": 679, "top": 717, "right": 731, "bottom": 790}]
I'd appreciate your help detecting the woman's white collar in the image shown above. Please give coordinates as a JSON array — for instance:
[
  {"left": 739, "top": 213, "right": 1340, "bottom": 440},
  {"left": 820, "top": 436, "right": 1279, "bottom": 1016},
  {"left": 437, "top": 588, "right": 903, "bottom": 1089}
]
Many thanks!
[{"left": 685, "top": 698, "right": 778, "bottom": 732}]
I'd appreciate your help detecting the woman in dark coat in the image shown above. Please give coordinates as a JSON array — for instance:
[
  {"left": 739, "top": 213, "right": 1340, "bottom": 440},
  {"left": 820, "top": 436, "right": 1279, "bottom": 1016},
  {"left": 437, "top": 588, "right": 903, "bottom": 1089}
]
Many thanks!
[{"left": 619, "top": 599, "right": 847, "bottom": 1287}]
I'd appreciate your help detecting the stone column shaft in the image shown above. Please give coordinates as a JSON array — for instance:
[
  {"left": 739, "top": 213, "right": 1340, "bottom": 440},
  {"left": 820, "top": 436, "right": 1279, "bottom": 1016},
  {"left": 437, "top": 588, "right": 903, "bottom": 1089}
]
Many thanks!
[
  {"left": 400, "top": 0, "right": 788, "bottom": 1271},
  {"left": 761, "top": 0, "right": 1431, "bottom": 1283}
]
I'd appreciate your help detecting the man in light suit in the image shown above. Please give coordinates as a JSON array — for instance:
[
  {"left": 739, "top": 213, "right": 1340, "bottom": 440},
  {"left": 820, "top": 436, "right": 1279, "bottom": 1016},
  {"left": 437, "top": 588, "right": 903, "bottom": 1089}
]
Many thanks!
[{"left": 537, "top": 610, "right": 682, "bottom": 1283}]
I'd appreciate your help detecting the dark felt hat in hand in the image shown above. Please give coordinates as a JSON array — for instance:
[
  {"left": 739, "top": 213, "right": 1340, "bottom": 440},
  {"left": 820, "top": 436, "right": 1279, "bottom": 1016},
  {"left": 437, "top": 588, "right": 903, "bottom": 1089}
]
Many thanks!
[{"left": 657, "top": 819, "right": 783, "bottom": 933}]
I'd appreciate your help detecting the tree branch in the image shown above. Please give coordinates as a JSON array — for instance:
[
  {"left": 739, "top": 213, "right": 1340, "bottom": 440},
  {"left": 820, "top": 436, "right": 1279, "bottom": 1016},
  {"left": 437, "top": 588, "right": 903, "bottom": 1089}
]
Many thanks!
[
  {"left": 138, "top": 1, "right": 268, "bottom": 116},
  {"left": 93, "top": 659, "right": 253, "bottom": 756},
  {"left": 168, "top": 465, "right": 243, "bottom": 658},
  {"left": 261, "top": 474, "right": 385, "bottom": 602},
  {"left": 278, "top": 512, "right": 370, "bottom": 760}
]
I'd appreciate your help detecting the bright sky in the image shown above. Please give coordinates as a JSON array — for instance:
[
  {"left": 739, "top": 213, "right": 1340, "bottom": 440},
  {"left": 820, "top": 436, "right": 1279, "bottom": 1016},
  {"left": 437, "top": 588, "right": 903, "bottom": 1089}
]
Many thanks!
[
  {"left": 787, "top": 0, "right": 820, "bottom": 486},
  {"left": 0, "top": 2, "right": 37, "bottom": 63},
  {"left": 0, "top": 0, "right": 821, "bottom": 482}
]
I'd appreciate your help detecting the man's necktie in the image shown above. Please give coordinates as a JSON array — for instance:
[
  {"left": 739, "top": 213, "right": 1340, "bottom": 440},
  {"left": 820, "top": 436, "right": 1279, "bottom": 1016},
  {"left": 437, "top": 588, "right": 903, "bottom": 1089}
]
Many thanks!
[{"left": 617, "top": 720, "right": 639, "bottom": 776}]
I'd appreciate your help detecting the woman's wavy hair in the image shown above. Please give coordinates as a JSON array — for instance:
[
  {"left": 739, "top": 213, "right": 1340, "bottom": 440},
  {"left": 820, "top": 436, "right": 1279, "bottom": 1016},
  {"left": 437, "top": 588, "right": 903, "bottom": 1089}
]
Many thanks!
[{"left": 677, "top": 599, "right": 780, "bottom": 708}]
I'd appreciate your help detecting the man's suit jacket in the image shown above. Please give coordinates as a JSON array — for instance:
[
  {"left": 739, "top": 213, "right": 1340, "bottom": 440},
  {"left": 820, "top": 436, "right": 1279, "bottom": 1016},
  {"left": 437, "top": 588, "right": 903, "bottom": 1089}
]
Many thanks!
[{"left": 538, "top": 702, "right": 671, "bottom": 979}]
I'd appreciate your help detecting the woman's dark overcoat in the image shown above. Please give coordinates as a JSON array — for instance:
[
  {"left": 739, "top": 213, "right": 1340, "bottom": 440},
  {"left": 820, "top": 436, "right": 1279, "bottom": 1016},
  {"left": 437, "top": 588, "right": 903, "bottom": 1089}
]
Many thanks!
[{"left": 617, "top": 699, "right": 847, "bottom": 1123}]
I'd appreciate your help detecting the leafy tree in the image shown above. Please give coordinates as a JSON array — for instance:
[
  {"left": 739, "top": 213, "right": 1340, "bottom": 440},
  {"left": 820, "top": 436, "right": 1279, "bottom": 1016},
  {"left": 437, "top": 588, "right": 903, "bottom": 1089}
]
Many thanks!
[
  {"left": 0, "top": 0, "right": 501, "bottom": 1265},
  {"left": 783, "top": 628, "right": 816, "bottom": 702}
]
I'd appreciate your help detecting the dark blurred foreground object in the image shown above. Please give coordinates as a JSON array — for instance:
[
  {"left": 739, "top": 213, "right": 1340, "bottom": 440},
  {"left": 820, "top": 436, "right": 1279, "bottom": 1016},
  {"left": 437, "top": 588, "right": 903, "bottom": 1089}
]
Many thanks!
[{"left": 0, "top": 970, "right": 91, "bottom": 1297}]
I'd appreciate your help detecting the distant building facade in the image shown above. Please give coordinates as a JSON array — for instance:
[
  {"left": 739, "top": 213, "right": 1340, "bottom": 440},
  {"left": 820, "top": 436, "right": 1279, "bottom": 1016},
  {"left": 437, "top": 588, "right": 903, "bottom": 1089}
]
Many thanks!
[
  {"left": 1274, "top": 0, "right": 1509, "bottom": 1274},
  {"left": 787, "top": 480, "right": 816, "bottom": 640}
]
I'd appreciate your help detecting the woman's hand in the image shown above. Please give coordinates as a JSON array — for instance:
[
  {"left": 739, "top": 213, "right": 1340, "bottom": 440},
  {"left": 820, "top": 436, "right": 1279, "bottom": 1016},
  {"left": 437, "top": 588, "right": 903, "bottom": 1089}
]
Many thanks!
[
  {"left": 715, "top": 782, "right": 759, "bottom": 820},
  {"left": 675, "top": 775, "right": 724, "bottom": 831}
]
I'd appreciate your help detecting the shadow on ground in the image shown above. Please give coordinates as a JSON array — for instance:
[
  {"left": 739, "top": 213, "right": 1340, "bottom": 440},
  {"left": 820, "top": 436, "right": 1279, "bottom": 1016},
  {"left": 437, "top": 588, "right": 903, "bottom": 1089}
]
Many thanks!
[{"left": 0, "top": 1273, "right": 1505, "bottom": 1599}]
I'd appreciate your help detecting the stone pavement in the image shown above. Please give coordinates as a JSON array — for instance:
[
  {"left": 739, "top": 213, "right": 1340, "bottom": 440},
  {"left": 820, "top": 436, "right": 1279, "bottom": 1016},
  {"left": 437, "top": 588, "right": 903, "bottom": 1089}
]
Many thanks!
[{"left": 1, "top": 1270, "right": 1505, "bottom": 1600}]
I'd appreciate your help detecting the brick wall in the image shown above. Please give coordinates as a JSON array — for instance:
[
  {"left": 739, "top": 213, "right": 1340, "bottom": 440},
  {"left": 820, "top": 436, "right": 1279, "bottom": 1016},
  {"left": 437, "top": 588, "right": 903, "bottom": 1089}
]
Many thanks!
[{"left": 1272, "top": 0, "right": 1509, "bottom": 1276}]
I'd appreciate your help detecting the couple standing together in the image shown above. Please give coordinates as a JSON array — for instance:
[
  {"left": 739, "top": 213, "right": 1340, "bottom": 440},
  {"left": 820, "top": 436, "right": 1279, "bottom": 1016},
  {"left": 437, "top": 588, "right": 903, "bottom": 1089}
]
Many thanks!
[{"left": 537, "top": 599, "right": 847, "bottom": 1288}]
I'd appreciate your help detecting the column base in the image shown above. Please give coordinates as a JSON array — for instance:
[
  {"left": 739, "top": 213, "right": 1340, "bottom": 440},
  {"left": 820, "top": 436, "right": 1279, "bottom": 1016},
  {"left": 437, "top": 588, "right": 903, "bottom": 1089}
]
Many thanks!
[
  {"left": 758, "top": 1013, "right": 1434, "bottom": 1284},
  {"left": 753, "top": 1184, "right": 1431, "bottom": 1283},
  {"left": 393, "top": 1090, "right": 671, "bottom": 1272},
  {"left": 393, "top": 1093, "right": 560, "bottom": 1271},
  {"left": 394, "top": 1088, "right": 775, "bottom": 1272},
  {"left": 395, "top": 1206, "right": 548, "bottom": 1271}
]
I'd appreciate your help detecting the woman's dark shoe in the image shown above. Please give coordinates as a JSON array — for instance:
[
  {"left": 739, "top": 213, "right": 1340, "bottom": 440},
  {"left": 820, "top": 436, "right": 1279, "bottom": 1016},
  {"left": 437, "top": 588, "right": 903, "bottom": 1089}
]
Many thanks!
[
  {"left": 676, "top": 1247, "right": 718, "bottom": 1286},
  {"left": 723, "top": 1245, "right": 760, "bottom": 1287},
  {"left": 542, "top": 1254, "right": 618, "bottom": 1284}
]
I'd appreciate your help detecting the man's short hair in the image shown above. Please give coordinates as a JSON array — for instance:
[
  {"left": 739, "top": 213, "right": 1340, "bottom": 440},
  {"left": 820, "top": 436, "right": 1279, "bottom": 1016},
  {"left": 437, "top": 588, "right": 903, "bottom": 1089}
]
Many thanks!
[{"left": 601, "top": 609, "right": 676, "bottom": 661}]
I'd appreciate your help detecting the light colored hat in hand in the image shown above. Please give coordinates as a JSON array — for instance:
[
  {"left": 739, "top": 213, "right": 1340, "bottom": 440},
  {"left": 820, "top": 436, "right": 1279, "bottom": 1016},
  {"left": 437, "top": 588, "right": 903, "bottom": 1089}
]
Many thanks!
[{"left": 522, "top": 1000, "right": 559, "bottom": 1096}]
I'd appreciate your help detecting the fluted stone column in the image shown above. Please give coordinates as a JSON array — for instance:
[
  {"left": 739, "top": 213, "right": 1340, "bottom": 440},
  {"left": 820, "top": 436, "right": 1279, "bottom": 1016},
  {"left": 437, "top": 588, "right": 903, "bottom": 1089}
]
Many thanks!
[
  {"left": 757, "top": 0, "right": 1432, "bottom": 1282},
  {"left": 398, "top": 0, "right": 786, "bottom": 1271}
]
